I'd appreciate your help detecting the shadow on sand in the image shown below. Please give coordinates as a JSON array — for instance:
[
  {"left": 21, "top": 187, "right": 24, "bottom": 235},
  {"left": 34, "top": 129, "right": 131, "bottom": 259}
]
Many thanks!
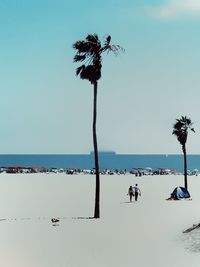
[
  {"left": 120, "top": 201, "right": 136, "bottom": 204},
  {"left": 71, "top": 216, "right": 96, "bottom": 220},
  {"left": 0, "top": 216, "right": 96, "bottom": 222}
]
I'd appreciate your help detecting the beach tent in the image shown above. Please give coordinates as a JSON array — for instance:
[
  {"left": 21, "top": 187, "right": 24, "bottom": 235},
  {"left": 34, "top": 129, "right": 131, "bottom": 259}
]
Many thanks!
[{"left": 171, "top": 186, "right": 190, "bottom": 200}]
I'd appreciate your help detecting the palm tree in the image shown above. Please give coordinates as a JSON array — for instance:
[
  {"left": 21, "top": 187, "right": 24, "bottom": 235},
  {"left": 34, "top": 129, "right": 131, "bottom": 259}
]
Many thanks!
[
  {"left": 73, "top": 34, "right": 123, "bottom": 218},
  {"left": 172, "top": 116, "right": 195, "bottom": 190}
]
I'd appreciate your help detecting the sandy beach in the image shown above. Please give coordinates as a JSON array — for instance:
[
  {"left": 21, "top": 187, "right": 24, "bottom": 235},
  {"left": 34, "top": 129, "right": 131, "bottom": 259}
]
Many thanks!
[{"left": 0, "top": 173, "right": 200, "bottom": 267}]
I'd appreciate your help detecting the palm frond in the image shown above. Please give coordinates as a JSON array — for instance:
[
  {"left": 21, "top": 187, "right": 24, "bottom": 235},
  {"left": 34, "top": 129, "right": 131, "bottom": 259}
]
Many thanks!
[
  {"left": 173, "top": 120, "right": 184, "bottom": 131},
  {"left": 81, "top": 65, "right": 101, "bottom": 83},
  {"left": 101, "top": 35, "right": 125, "bottom": 55},
  {"left": 85, "top": 34, "right": 101, "bottom": 55},
  {"left": 86, "top": 34, "right": 100, "bottom": 45},
  {"left": 73, "top": 55, "right": 86, "bottom": 62},
  {"left": 172, "top": 115, "right": 195, "bottom": 145},
  {"left": 172, "top": 129, "right": 179, "bottom": 136},
  {"left": 110, "top": 44, "right": 125, "bottom": 55},
  {"left": 103, "top": 35, "right": 112, "bottom": 47},
  {"left": 73, "top": 41, "right": 90, "bottom": 53},
  {"left": 76, "top": 65, "right": 85, "bottom": 76}
]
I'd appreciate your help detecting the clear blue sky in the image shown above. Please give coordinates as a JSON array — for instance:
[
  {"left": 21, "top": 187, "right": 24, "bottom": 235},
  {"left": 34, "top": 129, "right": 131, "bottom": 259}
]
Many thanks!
[{"left": 1, "top": 0, "right": 200, "bottom": 154}]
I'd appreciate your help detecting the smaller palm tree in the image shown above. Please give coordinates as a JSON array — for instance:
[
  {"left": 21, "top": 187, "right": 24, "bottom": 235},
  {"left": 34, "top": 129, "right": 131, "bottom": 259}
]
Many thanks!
[{"left": 172, "top": 116, "right": 195, "bottom": 190}]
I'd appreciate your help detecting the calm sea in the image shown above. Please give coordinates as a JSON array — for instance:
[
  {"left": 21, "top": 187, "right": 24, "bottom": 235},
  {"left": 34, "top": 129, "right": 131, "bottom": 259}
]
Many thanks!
[{"left": 0, "top": 153, "right": 200, "bottom": 172}]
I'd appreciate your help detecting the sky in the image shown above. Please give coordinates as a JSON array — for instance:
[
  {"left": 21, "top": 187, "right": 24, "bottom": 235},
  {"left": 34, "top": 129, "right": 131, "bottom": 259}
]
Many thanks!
[{"left": 1, "top": 0, "right": 200, "bottom": 154}]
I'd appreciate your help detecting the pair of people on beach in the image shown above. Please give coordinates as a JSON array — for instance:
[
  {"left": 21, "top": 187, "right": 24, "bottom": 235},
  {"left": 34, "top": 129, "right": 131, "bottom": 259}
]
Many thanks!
[{"left": 127, "top": 184, "right": 141, "bottom": 202}]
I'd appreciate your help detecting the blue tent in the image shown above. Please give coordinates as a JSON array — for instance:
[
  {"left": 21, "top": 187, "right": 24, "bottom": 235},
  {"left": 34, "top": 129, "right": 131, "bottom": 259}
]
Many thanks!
[{"left": 171, "top": 186, "right": 190, "bottom": 200}]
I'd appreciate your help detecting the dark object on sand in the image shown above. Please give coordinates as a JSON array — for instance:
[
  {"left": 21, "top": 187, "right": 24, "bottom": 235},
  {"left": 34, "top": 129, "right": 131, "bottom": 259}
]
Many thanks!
[
  {"left": 51, "top": 218, "right": 60, "bottom": 223},
  {"left": 183, "top": 223, "right": 200, "bottom": 233},
  {"left": 167, "top": 186, "right": 190, "bottom": 200}
]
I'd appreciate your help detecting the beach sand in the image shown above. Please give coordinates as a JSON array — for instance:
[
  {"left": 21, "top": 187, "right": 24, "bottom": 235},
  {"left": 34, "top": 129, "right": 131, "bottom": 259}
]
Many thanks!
[{"left": 0, "top": 173, "right": 199, "bottom": 267}]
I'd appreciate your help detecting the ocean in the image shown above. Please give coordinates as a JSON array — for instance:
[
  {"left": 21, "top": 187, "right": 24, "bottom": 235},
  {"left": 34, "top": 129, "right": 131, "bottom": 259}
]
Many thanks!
[{"left": 0, "top": 153, "right": 199, "bottom": 172}]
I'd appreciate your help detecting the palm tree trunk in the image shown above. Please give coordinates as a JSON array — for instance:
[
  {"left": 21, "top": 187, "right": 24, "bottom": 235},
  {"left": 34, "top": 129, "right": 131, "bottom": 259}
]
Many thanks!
[
  {"left": 182, "top": 144, "right": 188, "bottom": 190},
  {"left": 93, "top": 81, "right": 100, "bottom": 218}
]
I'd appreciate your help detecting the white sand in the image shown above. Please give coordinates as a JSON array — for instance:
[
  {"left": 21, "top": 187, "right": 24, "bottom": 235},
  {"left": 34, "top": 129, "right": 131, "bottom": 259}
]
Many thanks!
[{"left": 0, "top": 173, "right": 200, "bottom": 267}]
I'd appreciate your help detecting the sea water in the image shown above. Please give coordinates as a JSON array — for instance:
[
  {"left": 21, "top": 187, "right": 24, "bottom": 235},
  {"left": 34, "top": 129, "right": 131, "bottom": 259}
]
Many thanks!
[{"left": 0, "top": 153, "right": 199, "bottom": 172}]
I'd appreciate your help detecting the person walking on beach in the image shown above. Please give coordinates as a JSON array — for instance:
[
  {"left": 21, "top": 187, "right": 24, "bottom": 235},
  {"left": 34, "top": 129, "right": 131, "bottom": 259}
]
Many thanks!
[
  {"left": 127, "top": 186, "right": 134, "bottom": 202},
  {"left": 133, "top": 184, "right": 141, "bottom": 201}
]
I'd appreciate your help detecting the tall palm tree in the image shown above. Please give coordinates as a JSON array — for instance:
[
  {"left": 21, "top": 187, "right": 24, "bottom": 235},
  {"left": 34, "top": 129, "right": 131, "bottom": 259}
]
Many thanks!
[
  {"left": 73, "top": 34, "right": 123, "bottom": 218},
  {"left": 172, "top": 116, "right": 195, "bottom": 190}
]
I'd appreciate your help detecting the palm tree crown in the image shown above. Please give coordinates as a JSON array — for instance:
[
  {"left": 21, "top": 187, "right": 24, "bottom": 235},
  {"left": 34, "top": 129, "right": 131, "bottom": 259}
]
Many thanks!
[
  {"left": 73, "top": 34, "right": 124, "bottom": 84},
  {"left": 172, "top": 116, "right": 195, "bottom": 146}
]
